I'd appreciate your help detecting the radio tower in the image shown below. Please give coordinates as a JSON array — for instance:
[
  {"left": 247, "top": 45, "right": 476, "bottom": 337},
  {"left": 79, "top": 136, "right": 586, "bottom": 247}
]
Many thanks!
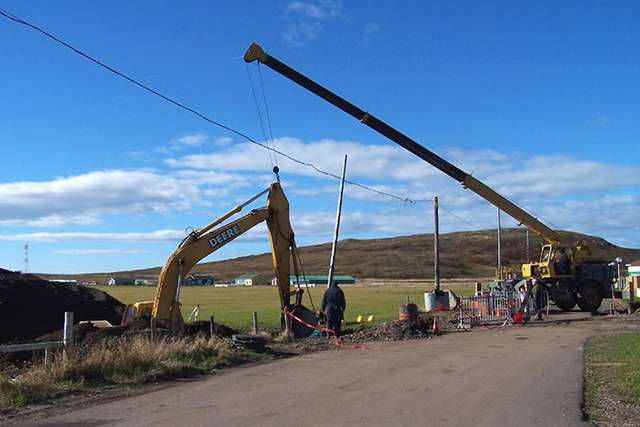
[{"left": 23, "top": 243, "right": 29, "bottom": 274}]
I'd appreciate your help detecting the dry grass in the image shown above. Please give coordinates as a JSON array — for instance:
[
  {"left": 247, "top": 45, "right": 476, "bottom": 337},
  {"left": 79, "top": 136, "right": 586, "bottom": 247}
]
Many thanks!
[{"left": 0, "top": 336, "right": 263, "bottom": 411}]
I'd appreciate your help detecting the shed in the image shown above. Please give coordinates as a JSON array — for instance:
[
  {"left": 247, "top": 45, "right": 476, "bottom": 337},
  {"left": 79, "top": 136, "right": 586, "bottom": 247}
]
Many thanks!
[
  {"left": 184, "top": 275, "right": 214, "bottom": 286},
  {"left": 233, "top": 273, "right": 269, "bottom": 286},
  {"left": 107, "top": 277, "right": 135, "bottom": 286}
]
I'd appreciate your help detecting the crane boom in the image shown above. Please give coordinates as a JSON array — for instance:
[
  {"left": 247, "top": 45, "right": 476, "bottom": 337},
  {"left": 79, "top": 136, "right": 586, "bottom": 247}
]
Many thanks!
[{"left": 244, "top": 43, "right": 561, "bottom": 245}]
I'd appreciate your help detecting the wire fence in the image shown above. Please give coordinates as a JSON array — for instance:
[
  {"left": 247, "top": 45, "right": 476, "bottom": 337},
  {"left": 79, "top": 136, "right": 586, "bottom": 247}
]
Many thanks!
[{"left": 457, "top": 291, "right": 550, "bottom": 329}]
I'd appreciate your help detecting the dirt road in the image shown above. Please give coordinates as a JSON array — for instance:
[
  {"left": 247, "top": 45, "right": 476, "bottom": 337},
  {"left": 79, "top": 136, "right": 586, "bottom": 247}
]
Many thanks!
[{"left": 16, "top": 320, "right": 598, "bottom": 427}]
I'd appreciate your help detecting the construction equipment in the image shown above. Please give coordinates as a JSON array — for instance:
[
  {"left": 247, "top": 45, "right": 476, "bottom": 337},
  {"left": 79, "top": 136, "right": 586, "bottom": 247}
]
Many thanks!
[
  {"left": 121, "top": 182, "right": 317, "bottom": 337},
  {"left": 244, "top": 42, "right": 620, "bottom": 313}
]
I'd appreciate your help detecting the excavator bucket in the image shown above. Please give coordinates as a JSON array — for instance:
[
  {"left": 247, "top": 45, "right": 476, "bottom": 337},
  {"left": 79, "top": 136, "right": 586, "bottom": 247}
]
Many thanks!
[{"left": 287, "top": 304, "right": 318, "bottom": 338}]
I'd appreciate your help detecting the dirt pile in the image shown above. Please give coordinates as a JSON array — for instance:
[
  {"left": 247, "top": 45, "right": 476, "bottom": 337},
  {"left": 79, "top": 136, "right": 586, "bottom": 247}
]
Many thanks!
[
  {"left": 0, "top": 269, "right": 125, "bottom": 343},
  {"left": 344, "top": 320, "right": 430, "bottom": 342},
  {"left": 181, "top": 320, "right": 238, "bottom": 338}
]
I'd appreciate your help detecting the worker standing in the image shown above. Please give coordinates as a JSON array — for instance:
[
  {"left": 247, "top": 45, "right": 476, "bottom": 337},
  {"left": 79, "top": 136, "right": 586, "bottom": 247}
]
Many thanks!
[
  {"left": 321, "top": 284, "right": 346, "bottom": 337},
  {"left": 531, "top": 278, "right": 546, "bottom": 321},
  {"left": 555, "top": 248, "right": 570, "bottom": 275}
]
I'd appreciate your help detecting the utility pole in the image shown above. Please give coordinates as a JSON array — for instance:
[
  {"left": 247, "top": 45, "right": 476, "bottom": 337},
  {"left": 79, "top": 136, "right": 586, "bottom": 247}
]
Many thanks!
[
  {"left": 327, "top": 154, "right": 347, "bottom": 288},
  {"left": 497, "top": 208, "right": 502, "bottom": 280},
  {"left": 433, "top": 195, "right": 440, "bottom": 292}
]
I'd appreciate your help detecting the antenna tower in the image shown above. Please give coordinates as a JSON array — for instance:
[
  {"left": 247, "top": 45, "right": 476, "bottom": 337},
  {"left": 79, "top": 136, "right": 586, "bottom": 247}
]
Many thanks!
[{"left": 23, "top": 243, "right": 29, "bottom": 274}]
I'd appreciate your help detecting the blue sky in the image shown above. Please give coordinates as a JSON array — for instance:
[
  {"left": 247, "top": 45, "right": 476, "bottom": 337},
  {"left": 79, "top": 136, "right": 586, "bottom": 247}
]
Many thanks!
[{"left": 0, "top": 0, "right": 638, "bottom": 273}]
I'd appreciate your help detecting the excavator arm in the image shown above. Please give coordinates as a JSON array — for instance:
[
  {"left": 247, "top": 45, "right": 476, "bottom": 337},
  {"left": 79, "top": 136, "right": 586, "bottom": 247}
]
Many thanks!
[
  {"left": 244, "top": 43, "right": 561, "bottom": 245},
  {"left": 127, "top": 183, "right": 297, "bottom": 329}
]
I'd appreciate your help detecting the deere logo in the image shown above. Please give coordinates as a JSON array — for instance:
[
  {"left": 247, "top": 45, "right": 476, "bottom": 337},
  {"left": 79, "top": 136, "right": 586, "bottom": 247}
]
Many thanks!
[{"left": 208, "top": 225, "right": 241, "bottom": 248}]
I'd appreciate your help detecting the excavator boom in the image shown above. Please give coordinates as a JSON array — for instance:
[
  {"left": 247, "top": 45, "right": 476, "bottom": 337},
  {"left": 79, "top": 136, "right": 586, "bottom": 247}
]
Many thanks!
[
  {"left": 244, "top": 43, "right": 560, "bottom": 245},
  {"left": 147, "top": 182, "right": 295, "bottom": 329}
]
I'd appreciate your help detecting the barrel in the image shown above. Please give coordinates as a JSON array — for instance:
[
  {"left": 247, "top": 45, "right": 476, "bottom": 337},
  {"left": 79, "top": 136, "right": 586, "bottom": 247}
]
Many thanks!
[{"left": 399, "top": 303, "right": 418, "bottom": 322}]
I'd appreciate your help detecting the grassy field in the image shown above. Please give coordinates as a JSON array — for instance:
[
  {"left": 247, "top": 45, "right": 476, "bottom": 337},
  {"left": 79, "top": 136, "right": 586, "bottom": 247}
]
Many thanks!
[
  {"left": 96, "top": 282, "right": 475, "bottom": 331},
  {"left": 584, "top": 333, "right": 640, "bottom": 424}
]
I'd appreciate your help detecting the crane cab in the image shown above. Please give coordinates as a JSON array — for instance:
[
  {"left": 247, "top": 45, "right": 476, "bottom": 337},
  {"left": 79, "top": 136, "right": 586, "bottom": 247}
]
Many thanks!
[{"left": 522, "top": 244, "right": 574, "bottom": 280}]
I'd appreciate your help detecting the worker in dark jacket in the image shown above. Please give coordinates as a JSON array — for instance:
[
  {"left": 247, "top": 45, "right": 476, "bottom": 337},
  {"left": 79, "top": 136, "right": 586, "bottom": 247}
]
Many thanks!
[
  {"left": 555, "top": 248, "right": 570, "bottom": 275},
  {"left": 531, "top": 278, "right": 546, "bottom": 321},
  {"left": 321, "top": 284, "right": 346, "bottom": 337}
]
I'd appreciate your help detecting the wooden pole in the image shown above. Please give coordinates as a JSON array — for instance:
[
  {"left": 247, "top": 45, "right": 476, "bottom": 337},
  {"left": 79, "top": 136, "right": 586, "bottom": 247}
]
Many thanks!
[
  {"left": 252, "top": 311, "right": 259, "bottom": 334},
  {"left": 327, "top": 154, "right": 348, "bottom": 289},
  {"left": 497, "top": 208, "right": 502, "bottom": 280},
  {"left": 434, "top": 196, "right": 440, "bottom": 292},
  {"left": 209, "top": 315, "right": 215, "bottom": 337},
  {"left": 63, "top": 311, "right": 73, "bottom": 361}
]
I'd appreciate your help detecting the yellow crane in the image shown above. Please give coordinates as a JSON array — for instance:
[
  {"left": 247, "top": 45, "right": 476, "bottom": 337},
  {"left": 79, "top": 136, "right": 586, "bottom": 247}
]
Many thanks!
[{"left": 245, "top": 42, "right": 619, "bottom": 312}]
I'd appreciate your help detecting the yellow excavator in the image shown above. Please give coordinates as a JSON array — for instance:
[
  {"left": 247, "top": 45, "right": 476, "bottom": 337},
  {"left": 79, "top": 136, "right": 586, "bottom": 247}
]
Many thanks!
[
  {"left": 121, "top": 181, "right": 317, "bottom": 337},
  {"left": 244, "top": 42, "right": 620, "bottom": 313}
]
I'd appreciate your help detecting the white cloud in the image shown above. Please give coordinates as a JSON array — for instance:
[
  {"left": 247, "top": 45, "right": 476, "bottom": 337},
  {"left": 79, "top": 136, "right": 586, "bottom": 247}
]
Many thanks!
[
  {"left": 174, "top": 133, "right": 207, "bottom": 147},
  {"left": 283, "top": 1, "right": 343, "bottom": 46},
  {"left": 2, "top": 133, "right": 638, "bottom": 248},
  {"left": 0, "top": 229, "right": 185, "bottom": 243},
  {"left": 166, "top": 137, "right": 441, "bottom": 183},
  {"left": 361, "top": 22, "right": 381, "bottom": 42},
  {"left": 287, "top": 0, "right": 342, "bottom": 19},
  {"left": 156, "top": 133, "right": 209, "bottom": 153},
  {"left": 0, "top": 170, "right": 200, "bottom": 227},
  {"left": 54, "top": 248, "right": 152, "bottom": 255},
  {"left": 166, "top": 137, "right": 640, "bottom": 201},
  {"left": 214, "top": 137, "right": 233, "bottom": 146}
]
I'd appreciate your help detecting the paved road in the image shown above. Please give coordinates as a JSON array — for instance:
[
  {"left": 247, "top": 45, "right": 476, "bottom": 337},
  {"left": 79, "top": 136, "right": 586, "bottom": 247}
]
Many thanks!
[{"left": 21, "top": 323, "right": 591, "bottom": 427}]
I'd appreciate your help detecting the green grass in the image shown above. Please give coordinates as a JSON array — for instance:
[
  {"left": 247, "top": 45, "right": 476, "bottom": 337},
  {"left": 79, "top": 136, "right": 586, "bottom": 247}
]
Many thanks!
[
  {"left": 584, "top": 334, "right": 640, "bottom": 423},
  {"left": 96, "top": 283, "right": 475, "bottom": 331}
]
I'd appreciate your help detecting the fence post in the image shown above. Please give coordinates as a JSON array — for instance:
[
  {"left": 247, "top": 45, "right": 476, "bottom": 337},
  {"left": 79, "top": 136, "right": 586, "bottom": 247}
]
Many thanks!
[
  {"left": 63, "top": 311, "right": 73, "bottom": 361},
  {"left": 252, "top": 312, "right": 258, "bottom": 334},
  {"left": 209, "top": 316, "right": 214, "bottom": 338},
  {"left": 44, "top": 347, "right": 49, "bottom": 366}
]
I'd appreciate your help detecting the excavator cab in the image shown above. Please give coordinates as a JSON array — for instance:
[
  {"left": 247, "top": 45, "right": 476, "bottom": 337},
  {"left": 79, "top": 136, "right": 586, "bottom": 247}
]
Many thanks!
[{"left": 121, "top": 301, "right": 154, "bottom": 326}]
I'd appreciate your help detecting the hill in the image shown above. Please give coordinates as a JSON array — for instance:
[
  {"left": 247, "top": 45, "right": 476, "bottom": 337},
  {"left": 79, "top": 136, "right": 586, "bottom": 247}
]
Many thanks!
[{"left": 39, "top": 228, "right": 640, "bottom": 283}]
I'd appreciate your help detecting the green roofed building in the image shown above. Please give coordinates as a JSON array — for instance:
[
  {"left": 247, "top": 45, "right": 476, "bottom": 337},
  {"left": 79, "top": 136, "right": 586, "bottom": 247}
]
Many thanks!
[{"left": 288, "top": 275, "right": 355, "bottom": 287}]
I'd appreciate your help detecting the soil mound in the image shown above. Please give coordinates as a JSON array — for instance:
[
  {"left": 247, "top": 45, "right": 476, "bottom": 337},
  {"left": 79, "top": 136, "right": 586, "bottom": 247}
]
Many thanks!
[
  {"left": 344, "top": 320, "right": 430, "bottom": 342},
  {"left": 181, "top": 320, "right": 238, "bottom": 338},
  {"left": 0, "top": 269, "right": 125, "bottom": 343}
]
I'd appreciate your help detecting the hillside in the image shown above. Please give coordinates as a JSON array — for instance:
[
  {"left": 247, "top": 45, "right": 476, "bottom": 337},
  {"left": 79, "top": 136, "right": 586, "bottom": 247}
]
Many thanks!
[{"left": 40, "top": 229, "right": 640, "bottom": 283}]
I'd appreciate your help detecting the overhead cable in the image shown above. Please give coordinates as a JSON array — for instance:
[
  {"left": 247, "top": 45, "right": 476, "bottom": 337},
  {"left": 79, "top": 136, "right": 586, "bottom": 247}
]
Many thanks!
[{"left": 0, "top": 6, "right": 414, "bottom": 204}]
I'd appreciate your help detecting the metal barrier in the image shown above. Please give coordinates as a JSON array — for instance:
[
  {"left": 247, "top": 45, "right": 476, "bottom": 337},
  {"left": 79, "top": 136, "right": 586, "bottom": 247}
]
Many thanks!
[
  {"left": 458, "top": 292, "right": 549, "bottom": 329},
  {"left": 0, "top": 312, "right": 73, "bottom": 364}
]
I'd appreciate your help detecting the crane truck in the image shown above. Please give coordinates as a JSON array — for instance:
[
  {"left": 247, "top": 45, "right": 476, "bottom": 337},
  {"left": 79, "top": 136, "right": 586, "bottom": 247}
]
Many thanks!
[
  {"left": 121, "top": 182, "right": 318, "bottom": 337},
  {"left": 244, "top": 42, "right": 620, "bottom": 313}
]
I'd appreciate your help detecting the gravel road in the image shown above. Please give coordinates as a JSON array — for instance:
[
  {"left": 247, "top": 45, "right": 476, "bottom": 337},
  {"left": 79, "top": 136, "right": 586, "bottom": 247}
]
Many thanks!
[{"left": 17, "top": 321, "right": 595, "bottom": 427}]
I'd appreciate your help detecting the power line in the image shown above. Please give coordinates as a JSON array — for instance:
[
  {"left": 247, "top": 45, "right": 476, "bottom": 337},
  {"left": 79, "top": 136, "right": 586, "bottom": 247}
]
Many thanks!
[
  {"left": 0, "top": 7, "right": 414, "bottom": 204},
  {"left": 0, "top": 7, "right": 524, "bottom": 230},
  {"left": 439, "top": 203, "right": 480, "bottom": 228}
]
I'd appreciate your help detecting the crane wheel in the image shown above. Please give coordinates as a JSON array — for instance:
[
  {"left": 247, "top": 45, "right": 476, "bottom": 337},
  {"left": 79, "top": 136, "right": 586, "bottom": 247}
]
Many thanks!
[
  {"left": 576, "top": 280, "right": 604, "bottom": 313},
  {"left": 555, "top": 300, "right": 576, "bottom": 312}
]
